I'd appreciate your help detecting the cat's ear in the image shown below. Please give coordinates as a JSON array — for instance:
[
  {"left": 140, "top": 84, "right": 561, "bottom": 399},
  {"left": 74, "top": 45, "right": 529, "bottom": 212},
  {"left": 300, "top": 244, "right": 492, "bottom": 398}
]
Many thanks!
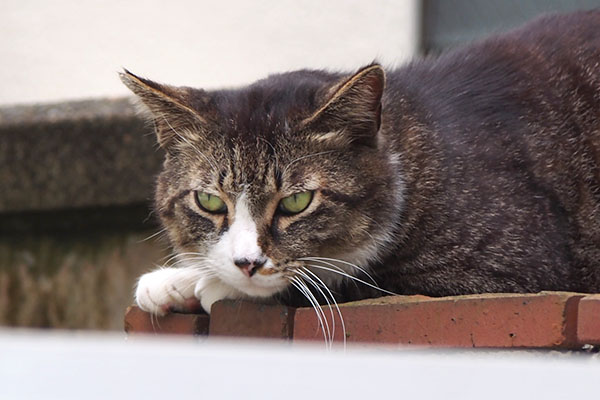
[
  {"left": 119, "top": 69, "right": 210, "bottom": 150},
  {"left": 302, "top": 64, "right": 385, "bottom": 147}
]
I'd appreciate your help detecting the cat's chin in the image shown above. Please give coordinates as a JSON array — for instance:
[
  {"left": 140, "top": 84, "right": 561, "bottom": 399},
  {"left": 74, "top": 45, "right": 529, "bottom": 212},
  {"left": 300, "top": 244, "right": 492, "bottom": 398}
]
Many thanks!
[{"left": 227, "top": 276, "right": 289, "bottom": 298}]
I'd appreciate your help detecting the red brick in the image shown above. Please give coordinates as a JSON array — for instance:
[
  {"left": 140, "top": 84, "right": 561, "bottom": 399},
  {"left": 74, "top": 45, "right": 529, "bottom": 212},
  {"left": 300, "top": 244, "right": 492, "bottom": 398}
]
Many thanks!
[
  {"left": 576, "top": 294, "right": 600, "bottom": 345},
  {"left": 124, "top": 306, "right": 210, "bottom": 335},
  {"left": 209, "top": 300, "right": 295, "bottom": 339},
  {"left": 293, "top": 292, "right": 583, "bottom": 348}
]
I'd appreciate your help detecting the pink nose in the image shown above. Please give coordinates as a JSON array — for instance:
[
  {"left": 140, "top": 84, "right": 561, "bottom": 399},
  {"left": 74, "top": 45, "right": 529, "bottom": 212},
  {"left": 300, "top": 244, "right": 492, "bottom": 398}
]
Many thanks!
[{"left": 234, "top": 258, "right": 266, "bottom": 277}]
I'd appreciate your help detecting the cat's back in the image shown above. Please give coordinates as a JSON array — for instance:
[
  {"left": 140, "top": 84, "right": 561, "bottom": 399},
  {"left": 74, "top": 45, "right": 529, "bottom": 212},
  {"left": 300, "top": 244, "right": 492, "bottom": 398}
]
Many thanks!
[
  {"left": 388, "top": 9, "right": 600, "bottom": 196},
  {"left": 382, "top": 10, "right": 600, "bottom": 293},
  {"left": 388, "top": 10, "right": 600, "bottom": 129}
]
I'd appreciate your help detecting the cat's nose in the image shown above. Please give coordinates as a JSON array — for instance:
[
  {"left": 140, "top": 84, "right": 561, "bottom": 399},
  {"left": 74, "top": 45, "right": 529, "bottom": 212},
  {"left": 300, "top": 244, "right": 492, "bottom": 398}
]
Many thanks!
[{"left": 234, "top": 257, "right": 266, "bottom": 277}]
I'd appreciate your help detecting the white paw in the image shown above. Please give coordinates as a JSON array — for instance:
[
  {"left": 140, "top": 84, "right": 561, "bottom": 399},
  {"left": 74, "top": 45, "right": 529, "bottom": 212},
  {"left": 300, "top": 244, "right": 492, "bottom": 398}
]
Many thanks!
[
  {"left": 194, "top": 276, "right": 244, "bottom": 314},
  {"left": 135, "top": 268, "right": 203, "bottom": 316}
]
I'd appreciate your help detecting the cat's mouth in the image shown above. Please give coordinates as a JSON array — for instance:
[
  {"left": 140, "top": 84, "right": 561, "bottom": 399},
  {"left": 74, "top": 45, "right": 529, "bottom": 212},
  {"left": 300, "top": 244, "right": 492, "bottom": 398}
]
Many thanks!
[
  {"left": 221, "top": 261, "right": 289, "bottom": 298},
  {"left": 255, "top": 266, "right": 277, "bottom": 276}
]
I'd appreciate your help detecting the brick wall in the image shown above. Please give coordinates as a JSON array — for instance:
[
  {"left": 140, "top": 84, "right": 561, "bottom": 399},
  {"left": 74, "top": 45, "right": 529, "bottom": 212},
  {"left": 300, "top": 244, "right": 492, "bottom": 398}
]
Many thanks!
[{"left": 124, "top": 292, "right": 600, "bottom": 349}]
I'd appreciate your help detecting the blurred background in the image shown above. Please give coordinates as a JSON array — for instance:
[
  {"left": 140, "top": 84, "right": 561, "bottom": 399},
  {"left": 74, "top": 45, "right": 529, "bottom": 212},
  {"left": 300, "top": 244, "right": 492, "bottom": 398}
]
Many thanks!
[{"left": 1, "top": 0, "right": 599, "bottom": 332}]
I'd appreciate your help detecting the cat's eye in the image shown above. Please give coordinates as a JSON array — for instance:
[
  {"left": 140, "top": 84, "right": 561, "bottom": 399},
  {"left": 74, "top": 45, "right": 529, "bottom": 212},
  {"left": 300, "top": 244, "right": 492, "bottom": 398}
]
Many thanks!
[
  {"left": 195, "top": 191, "right": 227, "bottom": 214},
  {"left": 278, "top": 191, "right": 313, "bottom": 215}
]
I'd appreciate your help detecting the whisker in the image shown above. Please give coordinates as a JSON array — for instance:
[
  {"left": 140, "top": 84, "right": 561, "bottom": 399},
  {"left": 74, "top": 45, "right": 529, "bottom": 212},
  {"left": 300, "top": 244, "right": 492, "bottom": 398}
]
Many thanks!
[
  {"left": 299, "top": 258, "right": 362, "bottom": 292},
  {"left": 138, "top": 228, "right": 168, "bottom": 243},
  {"left": 150, "top": 310, "right": 159, "bottom": 332},
  {"left": 164, "top": 251, "right": 206, "bottom": 260},
  {"left": 157, "top": 251, "right": 178, "bottom": 265},
  {"left": 305, "top": 264, "right": 399, "bottom": 296},
  {"left": 176, "top": 272, "right": 218, "bottom": 293},
  {"left": 299, "top": 256, "right": 379, "bottom": 286},
  {"left": 300, "top": 267, "right": 347, "bottom": 349},
  {"left": 295, "top": 269, "right": 336, "bottom": 347},
  {"left": 145, "top": 289, "right": 162, "bottom": 332},
  {"left": 162, "top": 252, "right": 210, "bottom": 268},
  {"left": 167, "top": 257, "right": 212, "bottom": 269},
  {"left": 290, "top": 276, "right": 330, "bottom": 346},
  {"left": 162, "top": 253, "right": 191, "bottom": 268},
  {"left": 289, "top": 277, "right": 330, "bottom": 349}
]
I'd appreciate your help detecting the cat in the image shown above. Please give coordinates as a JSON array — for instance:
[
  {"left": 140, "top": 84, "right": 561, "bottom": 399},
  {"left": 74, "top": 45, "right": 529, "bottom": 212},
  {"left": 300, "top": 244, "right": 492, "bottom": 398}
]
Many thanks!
[{"left": 121, "top": 10, "right": 600, "bottom": 317}]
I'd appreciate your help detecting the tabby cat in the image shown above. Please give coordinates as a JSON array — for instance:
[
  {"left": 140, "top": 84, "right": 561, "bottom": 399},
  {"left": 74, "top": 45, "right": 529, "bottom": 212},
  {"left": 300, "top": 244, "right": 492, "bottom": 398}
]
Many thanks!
[{"left": 121, "top": 10, "right": 600, "bottom": 317}]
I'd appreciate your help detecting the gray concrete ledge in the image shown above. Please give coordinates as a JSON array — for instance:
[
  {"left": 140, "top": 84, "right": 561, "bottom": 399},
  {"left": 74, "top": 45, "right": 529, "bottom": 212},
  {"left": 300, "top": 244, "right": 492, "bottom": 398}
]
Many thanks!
[{"left": 0, "top": 98, "right": 163, "bottom": 213}]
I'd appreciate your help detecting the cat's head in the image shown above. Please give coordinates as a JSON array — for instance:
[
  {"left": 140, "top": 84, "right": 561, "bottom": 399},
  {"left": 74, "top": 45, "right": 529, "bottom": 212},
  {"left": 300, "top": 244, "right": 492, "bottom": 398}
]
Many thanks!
[{"left": 120, "top": 64, "right": 403, "bottom": 299}]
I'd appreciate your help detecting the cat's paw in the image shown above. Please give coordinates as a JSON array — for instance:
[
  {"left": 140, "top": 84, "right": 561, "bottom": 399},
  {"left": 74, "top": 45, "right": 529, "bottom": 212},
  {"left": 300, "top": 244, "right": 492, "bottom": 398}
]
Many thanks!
[
  {"left": 135, "top": 268, "right": 203, "bottom": 316},
  {"left": 194, "top": 277, "right": 244, "bottom": 314}
]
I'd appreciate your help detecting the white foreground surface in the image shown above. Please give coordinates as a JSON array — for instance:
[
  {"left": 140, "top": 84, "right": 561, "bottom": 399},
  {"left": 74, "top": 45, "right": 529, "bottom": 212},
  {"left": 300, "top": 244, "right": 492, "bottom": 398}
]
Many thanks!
[
  {"left": 1, "top": 0, "right": 419, "bottom": 106},
  {"left": 0, "top": 329, "right": 598, "bottom": 399}
]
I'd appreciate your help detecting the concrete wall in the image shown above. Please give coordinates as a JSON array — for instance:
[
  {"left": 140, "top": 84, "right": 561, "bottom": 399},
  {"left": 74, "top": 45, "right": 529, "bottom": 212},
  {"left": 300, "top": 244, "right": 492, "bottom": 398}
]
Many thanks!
[{"left": 1, "top": 0, "right": 420, "bottom": 106}]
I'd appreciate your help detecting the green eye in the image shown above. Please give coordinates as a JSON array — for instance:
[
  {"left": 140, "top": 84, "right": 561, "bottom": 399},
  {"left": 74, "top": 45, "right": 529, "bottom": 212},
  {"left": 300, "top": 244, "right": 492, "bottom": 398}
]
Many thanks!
[
  {"left": 279, "top": 191, "right": 313, "bottom": 214},
  {"left": 195, "top": 191, "right": 227, "bottom": 214}
]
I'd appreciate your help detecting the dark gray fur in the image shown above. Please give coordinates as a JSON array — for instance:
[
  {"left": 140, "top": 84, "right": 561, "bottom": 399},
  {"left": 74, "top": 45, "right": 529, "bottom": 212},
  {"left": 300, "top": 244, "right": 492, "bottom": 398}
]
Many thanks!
[{"left": 122, "top": 10, "right": 600, "bottom": 307}]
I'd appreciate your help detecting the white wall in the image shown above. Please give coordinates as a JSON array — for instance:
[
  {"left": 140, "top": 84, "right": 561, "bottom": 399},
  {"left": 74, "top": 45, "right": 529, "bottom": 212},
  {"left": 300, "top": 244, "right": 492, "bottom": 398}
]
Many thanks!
[{"left": 0, "top": 0, "right": 420, "bottom": 106}]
